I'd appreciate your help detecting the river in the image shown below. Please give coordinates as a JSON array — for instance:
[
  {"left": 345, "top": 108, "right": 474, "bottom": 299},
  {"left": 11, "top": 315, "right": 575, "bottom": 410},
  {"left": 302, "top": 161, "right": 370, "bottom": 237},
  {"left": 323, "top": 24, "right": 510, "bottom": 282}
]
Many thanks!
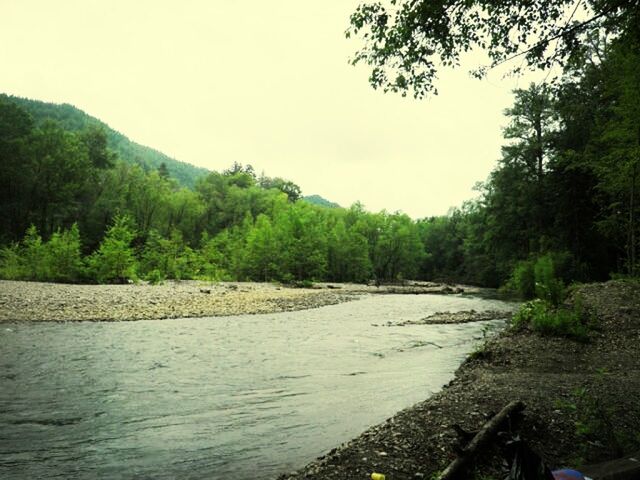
[{"left": 0, "top": 293, "right": 514, "bottom": 480}]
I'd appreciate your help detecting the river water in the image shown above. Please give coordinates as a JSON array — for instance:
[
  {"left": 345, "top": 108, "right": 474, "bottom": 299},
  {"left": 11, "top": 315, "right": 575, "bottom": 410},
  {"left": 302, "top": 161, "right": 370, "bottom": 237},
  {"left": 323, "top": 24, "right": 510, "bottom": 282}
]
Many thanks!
[{"left": 0, "top": 293, "right": 514, "bottom": 480}]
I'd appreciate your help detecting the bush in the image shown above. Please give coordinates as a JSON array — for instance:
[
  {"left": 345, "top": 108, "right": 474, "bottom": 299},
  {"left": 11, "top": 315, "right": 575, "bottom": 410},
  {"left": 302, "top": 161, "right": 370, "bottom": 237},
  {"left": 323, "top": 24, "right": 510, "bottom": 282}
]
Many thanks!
[
  {"left": 87, "top": 215, "right": 138, "bottom": 283},
  {"left": 140, "top": 230, "right": 201, "bottom": 281},
  {"left": 145, "top": 269, "right": 165, "bottom": 285},
  {"left": 505, "top": 253, "right": 567, "bottom": 305},
  {"left": 45, "top": 224, "right": 84, "bottom": 282},
  {"left": 513, "top": 298, "right": 590, "bottom": 341},
  {"left": 21, "top": 225, "right": 49, "bottom": 281},
  {"left": 0, "top": 244, "right": 23, "bottom": 280},
  {"left": 0, "top": 224, "right": 84, "bottom": 282},
  {"left": 509, "top": 260, "right": 536, "bottom": 299},
  {"left": 534, "top": 253, "right": 565, "bottom": 306}
]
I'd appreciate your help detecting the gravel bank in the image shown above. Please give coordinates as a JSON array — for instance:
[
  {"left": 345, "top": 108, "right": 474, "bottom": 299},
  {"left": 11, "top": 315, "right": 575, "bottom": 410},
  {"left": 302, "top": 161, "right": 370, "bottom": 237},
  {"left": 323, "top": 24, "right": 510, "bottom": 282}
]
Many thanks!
[
  {"left": 278, "top": 280, "right": 640, "bottom": 479},
  {"left": 0, "top": 280, "right": 356, "bottom": 322},
  {"left": 0, "top": 280, "right": 479, "bottom": 322}
]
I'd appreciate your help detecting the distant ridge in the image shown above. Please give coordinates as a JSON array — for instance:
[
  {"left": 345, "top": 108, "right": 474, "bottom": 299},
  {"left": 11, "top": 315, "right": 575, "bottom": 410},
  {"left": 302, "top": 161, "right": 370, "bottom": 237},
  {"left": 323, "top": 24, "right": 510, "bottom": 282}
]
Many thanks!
[
  {"left": 302, "top": 194, "right": 340, "bottom": 208},
  {"left": 2, "top": 94, "right": 210, "bottom": 188}
]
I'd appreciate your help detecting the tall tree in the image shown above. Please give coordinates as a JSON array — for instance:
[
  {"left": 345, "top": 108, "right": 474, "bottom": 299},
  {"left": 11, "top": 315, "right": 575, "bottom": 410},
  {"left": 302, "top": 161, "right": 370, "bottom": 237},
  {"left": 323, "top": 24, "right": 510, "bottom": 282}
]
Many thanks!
[{"left": 347, "top": 0, "right": 639, "bottom": 98}]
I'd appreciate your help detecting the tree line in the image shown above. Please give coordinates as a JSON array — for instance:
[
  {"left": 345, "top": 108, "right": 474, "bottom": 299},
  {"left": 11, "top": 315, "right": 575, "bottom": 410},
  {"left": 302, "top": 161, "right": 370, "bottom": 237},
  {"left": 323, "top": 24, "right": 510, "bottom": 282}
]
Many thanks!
[
  {"left": 1, "top": 11, "right": 638, "bottom": 288},
  {"left": 0, "top": 107, "right": 425, "bottom": 284}
]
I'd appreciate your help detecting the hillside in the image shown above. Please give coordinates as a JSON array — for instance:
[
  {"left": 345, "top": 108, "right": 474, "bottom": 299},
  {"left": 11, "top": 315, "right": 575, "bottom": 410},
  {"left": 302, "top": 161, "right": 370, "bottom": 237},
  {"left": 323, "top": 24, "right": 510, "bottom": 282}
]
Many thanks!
[
  {"left": 302, "top": 194, "right": 340, "bottom": 208},
  {"left": 1, "top": 94, "right": 209, "bottom": 188}
]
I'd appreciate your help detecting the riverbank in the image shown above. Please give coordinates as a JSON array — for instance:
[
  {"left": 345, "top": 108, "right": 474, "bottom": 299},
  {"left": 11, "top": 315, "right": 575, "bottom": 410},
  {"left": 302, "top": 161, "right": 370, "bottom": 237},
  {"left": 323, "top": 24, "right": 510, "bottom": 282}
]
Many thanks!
[
  {"left": 0, "top": 280, "right": 354, "bottom": 322},
  {"left": 0, "top": 279, "right": 477, "bottom": 322},
  {"left": 278, "top": 280, "right": 640, "bottom": 479}
]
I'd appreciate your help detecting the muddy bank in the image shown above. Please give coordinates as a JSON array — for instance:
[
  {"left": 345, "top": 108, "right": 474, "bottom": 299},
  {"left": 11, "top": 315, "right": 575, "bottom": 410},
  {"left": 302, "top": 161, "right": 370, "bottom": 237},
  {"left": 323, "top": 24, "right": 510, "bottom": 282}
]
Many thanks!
[{"left": 278, "top": 280, "right": 640, "bottom": 479}]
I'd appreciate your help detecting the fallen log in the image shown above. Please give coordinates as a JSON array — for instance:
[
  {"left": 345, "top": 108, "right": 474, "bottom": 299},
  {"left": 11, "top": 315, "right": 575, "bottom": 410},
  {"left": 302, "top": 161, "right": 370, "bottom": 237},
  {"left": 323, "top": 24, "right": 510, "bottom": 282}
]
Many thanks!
[{"left": 438, "top": 400, "right": 525, "bottom": 480}]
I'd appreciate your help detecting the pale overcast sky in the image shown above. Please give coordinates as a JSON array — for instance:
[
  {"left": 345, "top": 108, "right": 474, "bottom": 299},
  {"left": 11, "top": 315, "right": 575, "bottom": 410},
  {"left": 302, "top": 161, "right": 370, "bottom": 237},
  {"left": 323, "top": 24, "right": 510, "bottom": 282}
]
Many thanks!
[{"left": 1, "top": 1, "right": 539, "bottom": 218}]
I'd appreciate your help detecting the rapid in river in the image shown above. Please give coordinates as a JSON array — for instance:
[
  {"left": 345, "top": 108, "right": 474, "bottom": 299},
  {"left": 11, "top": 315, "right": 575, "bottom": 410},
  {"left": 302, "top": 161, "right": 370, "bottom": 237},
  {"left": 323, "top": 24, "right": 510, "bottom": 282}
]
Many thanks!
[{"left": 0, "top": 293, "right": 514, "bottom": 479}]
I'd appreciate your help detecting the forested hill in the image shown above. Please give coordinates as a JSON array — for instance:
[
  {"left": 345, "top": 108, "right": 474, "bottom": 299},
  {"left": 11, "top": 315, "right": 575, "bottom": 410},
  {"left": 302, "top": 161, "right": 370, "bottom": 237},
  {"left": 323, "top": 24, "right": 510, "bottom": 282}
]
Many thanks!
[
  {"left": 302, "top": 195, "right": 340, "bottom": 208},
  {"left": 1, "top": 94, "right": 209, "bottom": 188}
]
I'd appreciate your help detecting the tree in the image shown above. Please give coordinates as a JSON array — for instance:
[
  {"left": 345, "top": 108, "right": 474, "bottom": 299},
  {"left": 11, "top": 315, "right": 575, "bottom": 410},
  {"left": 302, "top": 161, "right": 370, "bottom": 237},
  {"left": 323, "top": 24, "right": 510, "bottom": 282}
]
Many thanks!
[
  {"left": 45, "top": 223, "right": 84, "bottom": 282},
  {"left": 347, "top": 0, "right": 639, "bottom": 98},
  {"left": 240, "top": 214, "right": 284, "bottom": 281},
  {"left": 327, "top": 219, "right": 372, "bottom": 282},
  {"left": 157, "top": 162, "right": 170, "bottom": 179},
  {"left": 503, "top": 84, "right": 557, "bottom": 181},
  {"left": 259, "top": 175, "right": 302, "bottom": 202},
  {"left": 87, "top": 215, "right": 138, "bottom": 283},
  {"left": 589, "top": 36, "right": 640, "bottom": 274},
  {"left": 0, "top": 99, "right": 34, "bottom": 241}
]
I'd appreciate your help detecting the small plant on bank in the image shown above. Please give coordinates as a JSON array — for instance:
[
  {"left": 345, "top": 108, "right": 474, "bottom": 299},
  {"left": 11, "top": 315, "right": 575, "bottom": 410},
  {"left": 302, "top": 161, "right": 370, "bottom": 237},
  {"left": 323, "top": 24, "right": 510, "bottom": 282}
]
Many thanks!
[
  {"left": 145, "top": 269, "right": 165, "bottom": 285},
  {"left": 555, "top": 370, "right": 635, "bottom": 463},
  {"left": 512, "top": 297, "right": 591, "bottom": 341}
]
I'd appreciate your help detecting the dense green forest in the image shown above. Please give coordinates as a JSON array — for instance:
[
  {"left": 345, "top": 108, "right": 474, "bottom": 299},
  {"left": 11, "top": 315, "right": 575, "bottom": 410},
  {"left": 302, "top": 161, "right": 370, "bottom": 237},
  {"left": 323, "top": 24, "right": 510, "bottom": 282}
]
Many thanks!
[
  {"left": 1, "top": 1, "right": 639, "bottom": 288},
  {"left": 1, "top": 94, "right": 210, "bottom": 189}
]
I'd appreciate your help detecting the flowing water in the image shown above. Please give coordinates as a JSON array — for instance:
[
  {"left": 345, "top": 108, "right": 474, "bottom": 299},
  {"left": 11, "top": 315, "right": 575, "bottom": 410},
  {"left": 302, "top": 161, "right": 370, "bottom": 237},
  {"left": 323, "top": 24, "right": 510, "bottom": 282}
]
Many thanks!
[{"left": 0, "top": 293, "right": 514, "bottom": 480}]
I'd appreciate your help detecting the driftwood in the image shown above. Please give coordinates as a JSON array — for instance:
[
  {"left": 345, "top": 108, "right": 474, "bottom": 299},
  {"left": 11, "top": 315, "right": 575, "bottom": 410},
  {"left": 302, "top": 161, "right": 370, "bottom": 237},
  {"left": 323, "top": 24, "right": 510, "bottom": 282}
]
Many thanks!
[{"left": 438, "top": 400, "right": 525, "bottom": 480}]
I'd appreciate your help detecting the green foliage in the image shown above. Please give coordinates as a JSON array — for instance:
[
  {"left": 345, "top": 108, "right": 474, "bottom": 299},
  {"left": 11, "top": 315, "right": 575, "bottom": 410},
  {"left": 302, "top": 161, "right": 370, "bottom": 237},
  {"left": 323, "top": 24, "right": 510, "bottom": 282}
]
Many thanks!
[
  {"left": 508, "top": 260, "right": 536, "bottom": 299},
  {"left": 140, "top": 230, "right": 201, "bottom": 281},
  {"left": 302, "top": 194, "right": 340, "bottom": 208},
  {"left": 3, "top": 25, "right": 640, "bottom": 292},
  {"left": 0, "top": 244, "right": 23, "bottom": 280},
  {"left": 87, "top": 215, "right": 138, "bottom": 283},
  {"left": 2, "top": 94, "right": 209, "bottom": 189},
  {"left": 513, "top": 298, "right": 590, "bottom": 341},
  {"left": 556, "top": 370, "right": 634, "bottom": 462},
  {"left": 20, "top": 225, "right": 48, "bottom": 280},
  {"left": 505, "top": 253, "right": 566, "bottom": 305},
  {"left": 347, "top": 1, "right": 637, "bottom": 98},
  {"left": 533, "top": 254, "right": 565, "bottom": 306},
  {"left": 43, "top": 224, "right": 84, "bottom": 282},
  {"left": 0, "top": 224, "right": 84, "bottom": 282}
]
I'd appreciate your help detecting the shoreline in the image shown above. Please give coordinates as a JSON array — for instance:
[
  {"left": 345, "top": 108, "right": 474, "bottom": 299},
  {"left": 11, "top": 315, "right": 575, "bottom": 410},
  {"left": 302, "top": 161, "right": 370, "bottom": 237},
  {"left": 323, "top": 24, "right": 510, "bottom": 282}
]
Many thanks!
[
  {"left": 0, "top": 280, "right": 479, "bottom": 323},
  {"left": 0, "top": 280, "right": 353, "bottom": 322},
  {"left": 278, "top": 280, "right": 640, "bottom": 479}
]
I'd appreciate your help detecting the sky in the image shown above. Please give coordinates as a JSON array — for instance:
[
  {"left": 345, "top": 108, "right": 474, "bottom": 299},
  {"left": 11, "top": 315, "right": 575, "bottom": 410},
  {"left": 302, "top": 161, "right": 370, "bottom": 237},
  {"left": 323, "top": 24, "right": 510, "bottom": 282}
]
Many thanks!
[{"left": 1, "top": 1, "right": 540, "bottom": 218}]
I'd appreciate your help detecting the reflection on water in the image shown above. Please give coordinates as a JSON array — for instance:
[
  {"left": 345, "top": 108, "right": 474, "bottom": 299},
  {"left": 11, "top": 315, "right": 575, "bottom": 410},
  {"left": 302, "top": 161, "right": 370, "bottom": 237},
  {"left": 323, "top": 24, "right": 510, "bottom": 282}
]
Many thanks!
[{"left": 0, "top": 293, "right": 514, "bottom": 479}]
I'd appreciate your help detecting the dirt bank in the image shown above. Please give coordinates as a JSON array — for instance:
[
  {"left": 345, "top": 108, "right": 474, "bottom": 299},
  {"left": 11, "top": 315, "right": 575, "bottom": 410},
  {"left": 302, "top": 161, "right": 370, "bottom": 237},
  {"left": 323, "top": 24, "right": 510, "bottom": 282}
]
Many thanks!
[{"left": 278, "top": 280, "right": 640, "bottom": 479}]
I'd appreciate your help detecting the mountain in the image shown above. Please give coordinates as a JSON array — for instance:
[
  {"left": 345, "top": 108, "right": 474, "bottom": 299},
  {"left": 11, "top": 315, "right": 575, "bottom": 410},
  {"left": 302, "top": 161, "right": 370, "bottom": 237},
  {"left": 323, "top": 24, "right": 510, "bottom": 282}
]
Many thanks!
[
  {"left": 302, "top": 195, "right": 340, "bottom": 208},
  {"left": 1, "top": 94, "right": 210, "bottom": 188}
]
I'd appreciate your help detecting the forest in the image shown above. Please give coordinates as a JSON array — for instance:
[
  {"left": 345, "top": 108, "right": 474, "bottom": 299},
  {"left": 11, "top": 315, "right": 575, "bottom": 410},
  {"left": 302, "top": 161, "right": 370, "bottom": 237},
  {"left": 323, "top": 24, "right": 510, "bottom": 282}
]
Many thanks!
[{"left": 0, "top": 5, "right": 638, "bottom": 291}]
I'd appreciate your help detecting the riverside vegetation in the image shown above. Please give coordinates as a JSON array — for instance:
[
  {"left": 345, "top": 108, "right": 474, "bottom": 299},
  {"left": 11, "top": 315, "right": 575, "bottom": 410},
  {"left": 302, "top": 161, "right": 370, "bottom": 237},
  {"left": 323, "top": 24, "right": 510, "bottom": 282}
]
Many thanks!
[
  {"left": 2, "top": 19, "right": 640, "bottom": 291},
  {"left": 2, "top": 0, "right": 640, "bottom": 475}
]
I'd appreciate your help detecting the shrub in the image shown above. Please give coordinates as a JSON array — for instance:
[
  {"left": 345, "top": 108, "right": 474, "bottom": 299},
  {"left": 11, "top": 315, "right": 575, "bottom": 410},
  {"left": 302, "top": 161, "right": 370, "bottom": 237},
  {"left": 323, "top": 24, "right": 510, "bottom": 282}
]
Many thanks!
[
  {"left": 87, "top": 215, "right": 138, "bottom": 283},
  {"left": 140, "top": 230, "right": 201, "bottom": 281},
  {"left": 145, "top": 269, "right": 165, "bottom": 285},
  {"left": 0, "top": 244, "right": 24, "bottom": 280},
  {"left": 534, "top": 253, "right": 565, "bottom": 306},
  {"left": 506, "top": 253, "right": 567, "bottom": 305},
  {"left": 509, "top": 259, "right": 536, "bottom": 299},
  {"left": 21, "top": 225, "right": 49, "bottom": 281},
  {"left": 512, "top": 298, "right": 590, "bottom": 341},
  {"left": 45, "top": 224, "right": 84, "bottom": 282}
]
